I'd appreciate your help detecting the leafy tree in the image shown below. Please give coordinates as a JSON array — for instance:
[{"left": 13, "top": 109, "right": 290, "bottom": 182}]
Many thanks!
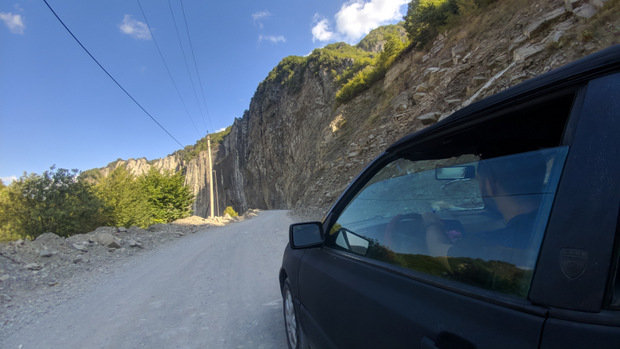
[
  {"left": 95, "top": 166, "right": 150, "bottom": 228},
  {"left": 380, "top": 33, "right": 407, "bottom": 67},
  {"left": 404, "top": 0, "right": 459, "bottom": 48},
  {"left": 95, "top": 166, "right": 194, "bottom": 228},
  {"left": 140, "top": 168, "right": 194, "bottom": 223},
  {"left": 0, "top": 167, "right": 107, "bottom": 239},
  {"left": 404, "top": 0, "right": 498, "bottom": 48}
]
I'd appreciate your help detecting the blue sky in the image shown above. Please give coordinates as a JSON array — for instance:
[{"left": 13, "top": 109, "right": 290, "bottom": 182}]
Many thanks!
[{"left": 0, "top": 0, "right": 409, "bottom": 183}]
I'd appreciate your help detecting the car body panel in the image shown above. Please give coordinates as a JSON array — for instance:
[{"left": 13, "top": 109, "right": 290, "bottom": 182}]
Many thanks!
[
  {"left": 298, "top": 247, "right": 547, "bottom": 348},
  {"left": 530, "top": 72, "right": 620, "bottom": 312}
]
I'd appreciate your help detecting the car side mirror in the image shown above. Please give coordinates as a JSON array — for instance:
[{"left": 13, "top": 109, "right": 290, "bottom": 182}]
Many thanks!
[{"left": 289, "top": 222, "right": 324, "bottom": 249}]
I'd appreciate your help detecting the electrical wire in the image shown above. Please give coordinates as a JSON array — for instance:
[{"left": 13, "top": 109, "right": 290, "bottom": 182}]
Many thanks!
[
  {"left": 136, "top": 0, "right": 203, "bottom": 139},
  {"left": 42, "top": 0, "right": 184, "bottom": 148},
  {"left": 179, "top": 0, "right": 213, "bottom": 133},
  {"left": 167, "top": 0, "right": 208, "bottom": 133}
]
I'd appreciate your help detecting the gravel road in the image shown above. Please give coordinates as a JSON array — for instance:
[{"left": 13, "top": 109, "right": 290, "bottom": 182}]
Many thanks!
[{"left": 1, "top": 210, "right": 297, "bottom": 349}]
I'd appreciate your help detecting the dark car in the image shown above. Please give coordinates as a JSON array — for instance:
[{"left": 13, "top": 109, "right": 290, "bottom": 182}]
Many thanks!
[{"left": 279, "top": 45, "right": 620, "bottom": 349}]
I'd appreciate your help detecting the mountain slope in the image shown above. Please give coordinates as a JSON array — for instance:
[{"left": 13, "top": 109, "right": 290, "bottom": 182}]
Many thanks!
[{"left": 100, "top": 0, "right": 619, "bottom": 217}]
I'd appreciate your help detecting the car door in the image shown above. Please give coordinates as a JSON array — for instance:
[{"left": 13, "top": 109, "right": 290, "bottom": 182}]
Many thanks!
[{"left": 296, "top": 88, "right": 580, "bottom": 348}]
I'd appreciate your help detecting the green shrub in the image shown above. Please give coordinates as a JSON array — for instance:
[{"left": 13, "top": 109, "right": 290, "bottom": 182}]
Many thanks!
[
  {"left": 336, "top": 33, "right": 406, "bottom": 104},
  {"left": 0, "top": 167, "right": 107, "bottom": 239},
  {"left": 336, "top": 66, "right": 381, "bottom": 103},
  {"left": 96, "top": 166, "right": 194, "bottom": 228},
  {"left": 95, "top": 166, "right": 151, "bottom": 228},
  {"left": 223, "top": 206, "right": 239, "bottom": 218},
  {"left": 140, "top": 168, "right": 194, "bottom": 224}
]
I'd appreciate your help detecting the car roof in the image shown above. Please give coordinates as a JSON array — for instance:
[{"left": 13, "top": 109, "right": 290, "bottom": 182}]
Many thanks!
[{"left": 386, "top": 44, "right": 620, "bottom": 154}]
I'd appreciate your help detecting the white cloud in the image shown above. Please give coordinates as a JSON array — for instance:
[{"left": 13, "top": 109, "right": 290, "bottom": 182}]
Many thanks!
[
  {"left": 252, "top": 10, "right": 272, "bottom": 22},
  {"left": 312, "top": 0, "right": 409, "bottom": 43},
  {"left": 259, "top": 34, "right": 286, "bottom": 44},
  {"left": 0, "top": 12, "right": 25, "bottom": 34},
  {"left": 311, "top": 14, "right": 334, "bottom": 43},
  {"left": 252, "top": 10, "right": 272, "bottom": 28},
  {"left": 119, "top": 14, "right": 151, "bottom": 40},
  {"left": 1, "top": 176, "right": 18, "bottom": 185}
]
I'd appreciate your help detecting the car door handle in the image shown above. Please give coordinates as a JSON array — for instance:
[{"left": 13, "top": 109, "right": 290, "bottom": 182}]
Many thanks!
[
  {"left": 421, "top": 332, "right": 476, "bottom": 349},
  {"left": 421, "top": 336, "right": 439, "bottom": 349}
]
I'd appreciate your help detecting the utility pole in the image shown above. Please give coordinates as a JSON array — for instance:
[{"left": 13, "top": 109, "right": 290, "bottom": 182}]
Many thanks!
[
  {"left": 207, "top": 134, "right": 214, "bottom": 218},
  {"left": 213, "top": 169, "right": 220, "bottom": 216}
]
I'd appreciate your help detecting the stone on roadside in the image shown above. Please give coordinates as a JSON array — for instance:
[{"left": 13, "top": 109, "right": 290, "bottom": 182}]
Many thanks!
[
  {"left": 128, "top": 240, "right": 143, "bottom": 248},
  {"left": 72, "top": 242, "right": 88, "bottom": 252},
  {"left": 24, "top": 263, "right": 43, "bottom": 271},
  {"left": 92, "top": 232, "right": 122, "bottom": 249},
  {"left": 38, "top": 250, "right": 55, "bottom": 258}
]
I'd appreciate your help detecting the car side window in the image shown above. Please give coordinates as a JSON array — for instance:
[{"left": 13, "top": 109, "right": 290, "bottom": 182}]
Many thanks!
[{"left": 325, "top": 147, "right": 569, "bottom": 297}]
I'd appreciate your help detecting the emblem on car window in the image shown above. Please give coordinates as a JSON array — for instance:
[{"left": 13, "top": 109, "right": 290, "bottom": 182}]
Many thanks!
[{"left": 560, "top": 249, "right": 588, "bottom": 280}]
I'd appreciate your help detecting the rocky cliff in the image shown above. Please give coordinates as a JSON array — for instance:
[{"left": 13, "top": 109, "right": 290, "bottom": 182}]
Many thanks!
[{"left": 103, "top": 0, "right": 619, "bottom": 217}]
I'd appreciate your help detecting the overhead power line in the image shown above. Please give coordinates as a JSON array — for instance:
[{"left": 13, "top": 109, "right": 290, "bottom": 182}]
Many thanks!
[
  {"left": 136, "top": 0, "right": 203, "bottom": 138},
  {"left": 179, "top": 0, "right": 213, "bottom": 133},
  {"left": 43, "top": 0, "right": 184, "bottom": 148},
  {"left": 167, "top": 0, "right": 208, "bottom": 133}
]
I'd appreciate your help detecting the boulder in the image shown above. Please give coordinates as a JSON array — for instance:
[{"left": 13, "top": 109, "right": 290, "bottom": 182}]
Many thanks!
[
  {"left": 514, "top": 44, "right": 545, "bottom": 62},
  {"left": 418, "top": 112, "right": 440, "bottom": 125},
  {"left": 392, "top": 92, "right": 410, "bottom": 112},
  {"left": 72, "top": 242, "right": 89, "bottom": 252},
  {"left": 24, "top": 263, "right": 43, "bottom": 271},
  {"left": 92, "top": 232, "right": 122, "bottom": 249},
  {"left": 35, "top": 232, "right": 63, "bottom": 243},
  {"left": 38, "top": 250, "right": 54, "bottom": 258},
  {"left": 573, "top": 3, "right": 598, "bottom": 19},
  {"left": 523, "top": 7, "right": 567, "bottom": 38},
  {"left": 564, "top": 0, "right": 584, "bottom": 11},
  {"left": 128, "top": 240, "right": 143, "bottom": 248},
  {"left": 591, "top": 0, "right": 608, "bottom": 9}
]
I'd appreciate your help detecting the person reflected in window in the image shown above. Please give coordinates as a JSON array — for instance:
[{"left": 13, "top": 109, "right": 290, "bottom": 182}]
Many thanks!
[{"left": 426, "top": 150, "right": 548, "bottom": 268}]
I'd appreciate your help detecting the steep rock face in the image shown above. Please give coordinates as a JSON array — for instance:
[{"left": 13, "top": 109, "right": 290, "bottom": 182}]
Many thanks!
[
  {"left": 102, "top": 0, "right": 618, "bottom": 217},
  {"left": 100, "top": 152, "right": 214, "bottom": 217},
  {"left": 216, "top": 60, "right": 339, "bottom": 211}
]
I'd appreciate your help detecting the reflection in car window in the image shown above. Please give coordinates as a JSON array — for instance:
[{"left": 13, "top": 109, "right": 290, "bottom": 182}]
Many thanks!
[{"left": 326, "top": 147, "right": 569, "bottom": 297}]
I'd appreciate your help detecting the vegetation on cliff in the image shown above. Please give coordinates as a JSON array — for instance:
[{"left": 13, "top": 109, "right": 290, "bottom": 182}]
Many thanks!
[
  {"left": 173, "top": 126, "right": 232, "bottom": 163},
  {"left": 257, "top": 0, "right": 507, "bottom": 105},
  {"left": 404, "top": 0, "right": 498, "bottom": 49},
  {"left": 258, "top": 24, "right": 408, "bottom": 104}
]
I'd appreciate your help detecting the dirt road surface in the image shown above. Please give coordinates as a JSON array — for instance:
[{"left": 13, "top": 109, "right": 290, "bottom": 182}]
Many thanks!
[{"left": 2, "top": 210, "right": 297, "bottom": 349}]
